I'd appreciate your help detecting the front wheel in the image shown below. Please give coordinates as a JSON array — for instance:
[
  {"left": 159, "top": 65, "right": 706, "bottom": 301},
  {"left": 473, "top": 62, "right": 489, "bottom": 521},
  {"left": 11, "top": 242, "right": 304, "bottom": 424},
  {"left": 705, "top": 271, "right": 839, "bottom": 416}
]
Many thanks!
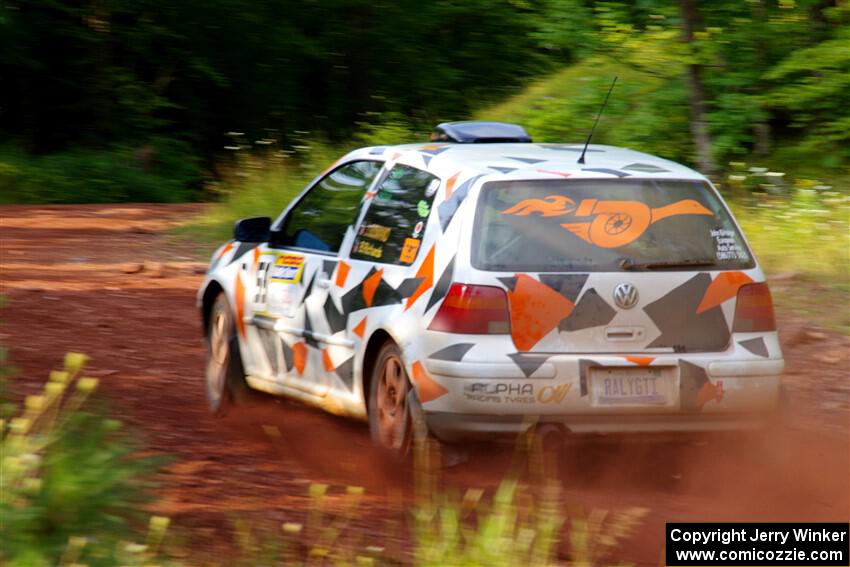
[
  {"left": 368, "top": 342, "right": 413, "bottom": 458},
  {"left": 205, "top": 293, "right": 248, "bottom": 416}
]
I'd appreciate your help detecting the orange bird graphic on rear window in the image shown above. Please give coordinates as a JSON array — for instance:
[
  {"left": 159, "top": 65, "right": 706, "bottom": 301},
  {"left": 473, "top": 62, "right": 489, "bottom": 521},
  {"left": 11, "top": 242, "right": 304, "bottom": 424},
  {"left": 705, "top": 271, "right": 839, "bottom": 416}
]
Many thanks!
[
  {"left": 501, "top": 195, "right": 576, "bottom": 217},
  {"left": 502, "top": 197, "right": 713, "bottom": 248}
]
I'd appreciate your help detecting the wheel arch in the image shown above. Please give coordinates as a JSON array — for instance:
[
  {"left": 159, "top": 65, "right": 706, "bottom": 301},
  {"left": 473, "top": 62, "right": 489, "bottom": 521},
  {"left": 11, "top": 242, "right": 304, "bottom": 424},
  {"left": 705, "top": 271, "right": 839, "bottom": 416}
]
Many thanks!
[
  {"left": 360, "top": 328, "right": 396, "bottom": 411},
  {"left": 200, "top": 279, "right": 225, "bottom": 336}
]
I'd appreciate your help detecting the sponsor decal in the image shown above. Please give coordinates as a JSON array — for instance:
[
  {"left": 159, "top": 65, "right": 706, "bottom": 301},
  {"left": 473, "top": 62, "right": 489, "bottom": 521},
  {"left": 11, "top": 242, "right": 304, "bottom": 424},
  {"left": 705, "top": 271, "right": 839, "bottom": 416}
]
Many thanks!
[
  {"left": 264, "top": 254, "right": 302, "bottom": 317},
  {"left": 359, "top": 223, "right": 392, "bottom": 243},
  {"left": 711, "top": 228, "right": 747, "bottom": 261},
  {"left": 464, "top": 382, "right": 534, "bottom": 404},
  {"left": 412, "top": 220, "right": 424, "bottom": 238},
  {"left": 425, "top": 178, "right": 439, "bottom": 197},
  {"left": 253, "top": 258, "right": 273, "bottom": 303},
  {"left": 270, "top": 253, "right": 305, "bottom": 284},
  {"left": 502, "top": 196, "right": 714, "bottom": 249},
  {"left": 353, "top": 240, "right": 383, "bottom": 259},
  {"left": 502, "top": 195, "right": 576, "bottom": 217},
  {"left": 536, "top": 384, "right": 571, "bottom": 404},
  {"left": 462, "top": 382, "right": 572, "bottom": 405},
  {"left": 466, "top": 383, "right": 534, "bottom": 395},
  {"left": 417, "top": 199, "right": 431, "bottom": 218},
  {"left": 399, "top": 237, "right": 421, "bottom": 264}
]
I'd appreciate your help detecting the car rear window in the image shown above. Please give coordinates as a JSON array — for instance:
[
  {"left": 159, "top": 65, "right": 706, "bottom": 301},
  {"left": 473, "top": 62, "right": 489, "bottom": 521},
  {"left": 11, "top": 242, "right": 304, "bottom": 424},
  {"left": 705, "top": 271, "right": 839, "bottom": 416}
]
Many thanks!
[{"left": 473, "top": 179, "right": 753, "bottom": 272}]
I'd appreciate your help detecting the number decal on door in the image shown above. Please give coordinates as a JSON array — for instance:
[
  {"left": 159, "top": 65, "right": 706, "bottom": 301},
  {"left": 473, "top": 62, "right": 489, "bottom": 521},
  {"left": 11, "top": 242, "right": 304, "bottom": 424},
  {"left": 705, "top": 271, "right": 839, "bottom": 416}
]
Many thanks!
[{"left": 254, "top": 260, "right": 271, "bottom": 305}]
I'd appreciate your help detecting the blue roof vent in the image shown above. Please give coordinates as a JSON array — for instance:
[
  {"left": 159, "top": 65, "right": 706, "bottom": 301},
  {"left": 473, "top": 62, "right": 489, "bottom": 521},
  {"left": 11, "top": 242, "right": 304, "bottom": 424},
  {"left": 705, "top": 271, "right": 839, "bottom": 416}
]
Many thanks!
[{"left": 431, "top": 121, "right": 532, "bottom": 144}]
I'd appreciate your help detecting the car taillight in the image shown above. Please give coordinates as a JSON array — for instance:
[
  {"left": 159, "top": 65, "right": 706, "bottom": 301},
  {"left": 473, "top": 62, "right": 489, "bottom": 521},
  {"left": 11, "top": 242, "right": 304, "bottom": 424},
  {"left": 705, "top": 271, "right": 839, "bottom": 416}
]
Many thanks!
[
  {"left": 733, "top": 282, "right": 776, "bottom": 332},
  {"left": 428, "top": 283, "right": 510, "bottom": 334}
]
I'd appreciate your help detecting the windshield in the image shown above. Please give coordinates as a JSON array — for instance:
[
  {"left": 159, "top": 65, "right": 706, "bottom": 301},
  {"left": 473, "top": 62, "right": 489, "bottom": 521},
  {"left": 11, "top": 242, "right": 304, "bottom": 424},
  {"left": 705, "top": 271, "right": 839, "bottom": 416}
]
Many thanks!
[{"left": 472, "top": 178, "right": 753, "bottom": 272}]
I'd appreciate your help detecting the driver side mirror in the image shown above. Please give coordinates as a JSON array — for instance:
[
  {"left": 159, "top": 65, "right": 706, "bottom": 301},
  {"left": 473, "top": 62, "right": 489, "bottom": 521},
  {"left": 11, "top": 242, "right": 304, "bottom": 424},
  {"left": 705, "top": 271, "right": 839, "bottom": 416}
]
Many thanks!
[{"left": 233, "top": 216, "right": 271, "bottom": 242}]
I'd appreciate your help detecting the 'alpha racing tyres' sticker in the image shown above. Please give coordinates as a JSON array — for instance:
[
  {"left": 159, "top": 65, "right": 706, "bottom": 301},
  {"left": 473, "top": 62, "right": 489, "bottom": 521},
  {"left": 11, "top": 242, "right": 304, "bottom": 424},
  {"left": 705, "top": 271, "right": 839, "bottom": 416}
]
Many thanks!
[{"left": 270, "top": 253, "right": 305, "bottom": 284}]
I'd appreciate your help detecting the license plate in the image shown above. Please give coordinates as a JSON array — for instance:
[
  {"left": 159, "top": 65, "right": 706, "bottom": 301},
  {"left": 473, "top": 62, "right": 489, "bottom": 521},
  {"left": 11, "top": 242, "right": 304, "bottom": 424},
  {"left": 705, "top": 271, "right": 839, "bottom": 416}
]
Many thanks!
[{"left": 591, "top": 367, "right": 670, "bottom": 407}]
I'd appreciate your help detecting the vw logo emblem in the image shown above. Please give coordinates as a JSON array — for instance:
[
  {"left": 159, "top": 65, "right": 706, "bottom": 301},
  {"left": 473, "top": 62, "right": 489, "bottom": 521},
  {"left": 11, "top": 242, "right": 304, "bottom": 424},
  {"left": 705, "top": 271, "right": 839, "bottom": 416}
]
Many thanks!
[{"left": 613, "top": 283, "right": 639, "bottom": 309}]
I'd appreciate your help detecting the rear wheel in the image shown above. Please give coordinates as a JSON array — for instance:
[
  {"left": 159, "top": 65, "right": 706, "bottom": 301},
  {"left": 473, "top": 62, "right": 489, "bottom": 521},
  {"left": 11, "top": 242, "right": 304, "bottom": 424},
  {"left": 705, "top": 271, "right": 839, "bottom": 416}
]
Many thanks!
[
  {"left": 205, "top": 293, "right": 248, "bottom": 416},
  {"left": 368, "top": 342, "right": 412, "bottom": 458}
]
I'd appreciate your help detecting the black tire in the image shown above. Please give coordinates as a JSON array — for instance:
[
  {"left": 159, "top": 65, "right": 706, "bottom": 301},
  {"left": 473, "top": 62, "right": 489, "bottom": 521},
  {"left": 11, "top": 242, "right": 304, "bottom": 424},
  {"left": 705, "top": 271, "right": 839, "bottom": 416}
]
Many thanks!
[
  {"left": 368, "top": 341, "right": 413, "bottom": 458},
  {"left": 205, "top": 293, "right": 249, "bottom": 416}
]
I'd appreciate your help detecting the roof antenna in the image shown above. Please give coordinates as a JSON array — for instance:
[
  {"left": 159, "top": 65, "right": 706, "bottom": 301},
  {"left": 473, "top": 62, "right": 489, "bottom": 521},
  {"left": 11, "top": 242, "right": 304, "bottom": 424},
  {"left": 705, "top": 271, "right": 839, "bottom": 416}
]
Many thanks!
[{"left": 577, "top": 76, "right": 617, "bottom": 165}]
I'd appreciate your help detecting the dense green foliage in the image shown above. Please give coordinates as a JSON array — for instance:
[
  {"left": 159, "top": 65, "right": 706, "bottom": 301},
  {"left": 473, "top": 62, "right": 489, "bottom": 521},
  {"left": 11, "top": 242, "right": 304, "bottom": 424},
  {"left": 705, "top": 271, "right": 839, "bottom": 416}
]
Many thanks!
[
  {"left": 0, "top": 141, "right": 198, "bottom": 203},
  {"left": 1, "top": 0, "right": 847, "bottom": 202},
  {"left": 480, "top": 57, "right": 694, "bottom": 162},
  {"left": 482, "top": 1, "right": 850, "bottom": 172},
  {"left": 0, "top": 0, "right": 566, "bottom": 172}
]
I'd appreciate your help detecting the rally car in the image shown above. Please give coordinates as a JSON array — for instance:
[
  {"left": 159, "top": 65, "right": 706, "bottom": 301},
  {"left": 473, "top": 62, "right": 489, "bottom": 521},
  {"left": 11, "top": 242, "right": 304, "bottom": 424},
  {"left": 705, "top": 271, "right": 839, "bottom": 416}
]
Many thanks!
[{"left": 198, "top": 121, "right": 784, "bottom": 456}]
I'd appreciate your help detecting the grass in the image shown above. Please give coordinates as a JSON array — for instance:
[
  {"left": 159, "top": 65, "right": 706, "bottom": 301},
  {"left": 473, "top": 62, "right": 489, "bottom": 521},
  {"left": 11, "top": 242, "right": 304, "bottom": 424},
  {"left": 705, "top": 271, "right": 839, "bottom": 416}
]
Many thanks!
[
  {"left": 725, "top": 170, "right": 850, "bottom": 283},
  {"left": 215, "top": 434, "right": 646, "bottom": 566},
  {"left": 179, "top": 140, "right": 339, "bottom": 245},
  {"left": 734, "top": 196, "right": 849, "bottom": 283},
  {"left": 2, "top": 351, "right": 646, "bottom": 566},
  {"left": 0, "top": 353, "right": 166, "bottom": 566},
  {"left": 770, "top": 282, "right": 850, "bottom": 335},
  {"left": 719, "top": 164, "right": 850, "bottom": 333},
  {"left": 181, "top": 120, "right": 426, "bottom": 246}
]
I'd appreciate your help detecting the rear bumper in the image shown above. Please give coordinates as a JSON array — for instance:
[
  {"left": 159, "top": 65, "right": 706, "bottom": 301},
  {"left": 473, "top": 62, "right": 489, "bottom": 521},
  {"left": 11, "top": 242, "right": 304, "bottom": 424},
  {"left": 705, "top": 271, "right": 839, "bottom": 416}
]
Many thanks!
[
  {"left": 424, "top": 356, "right": 784, "bottom": 381},
  {"left": 418, "top": 352, "right": 784, "bottom": 441},
  {"left": 425, "top": 410, "right": 778, "bottom": 442}
]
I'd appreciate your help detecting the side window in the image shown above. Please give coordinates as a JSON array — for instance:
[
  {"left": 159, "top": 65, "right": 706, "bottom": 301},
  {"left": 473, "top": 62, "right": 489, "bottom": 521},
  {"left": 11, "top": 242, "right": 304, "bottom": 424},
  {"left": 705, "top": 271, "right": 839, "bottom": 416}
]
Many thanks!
[
  {"left": 350, "top": 164, "right": 439, "bottom": 265},
  {"left": 278, "top": 160, "right": 382, "bottom": 253}
]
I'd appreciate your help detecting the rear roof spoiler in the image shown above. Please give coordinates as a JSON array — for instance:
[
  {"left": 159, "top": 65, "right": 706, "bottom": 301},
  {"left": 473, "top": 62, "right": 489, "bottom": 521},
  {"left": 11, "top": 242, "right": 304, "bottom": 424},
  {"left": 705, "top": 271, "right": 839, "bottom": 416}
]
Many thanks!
[{"left": 431, "top": 121, "right": 532, "bottom": 144}]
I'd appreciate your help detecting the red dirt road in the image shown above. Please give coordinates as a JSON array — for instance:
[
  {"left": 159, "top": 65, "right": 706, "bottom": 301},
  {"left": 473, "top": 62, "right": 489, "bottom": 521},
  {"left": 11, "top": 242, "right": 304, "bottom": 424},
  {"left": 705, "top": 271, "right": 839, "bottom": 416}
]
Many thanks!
[{"left": 2, "top": 204, "right": 848, "bottom": 564}]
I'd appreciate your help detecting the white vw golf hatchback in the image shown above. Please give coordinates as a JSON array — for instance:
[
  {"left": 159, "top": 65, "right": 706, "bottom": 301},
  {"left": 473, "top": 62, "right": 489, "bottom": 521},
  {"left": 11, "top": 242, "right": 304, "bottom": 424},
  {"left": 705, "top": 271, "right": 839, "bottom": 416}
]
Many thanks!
[{"left": 199, "top": 121, "right": 784, "bottom": 456}]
